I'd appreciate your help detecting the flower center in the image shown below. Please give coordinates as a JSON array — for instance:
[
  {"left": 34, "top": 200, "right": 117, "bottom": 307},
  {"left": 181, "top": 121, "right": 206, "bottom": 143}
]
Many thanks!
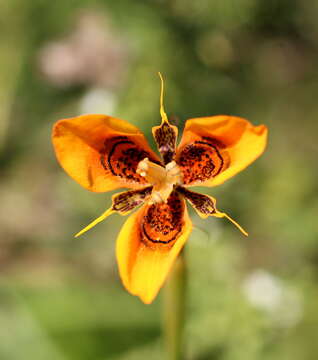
[{"left": 136, "top": 158, "right": 182, "bottom": 203}]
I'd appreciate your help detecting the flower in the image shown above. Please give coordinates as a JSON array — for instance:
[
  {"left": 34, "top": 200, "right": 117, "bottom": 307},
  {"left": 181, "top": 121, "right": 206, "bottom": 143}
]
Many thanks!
[{"left": 52, "top": 74, "right": 267, "bottom": 304}]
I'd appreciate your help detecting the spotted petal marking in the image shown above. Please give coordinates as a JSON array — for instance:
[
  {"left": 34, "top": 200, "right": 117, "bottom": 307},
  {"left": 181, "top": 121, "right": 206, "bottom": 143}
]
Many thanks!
[
  {"left": 101, "top": 136, "right": 160, "bottom": 186},
  {"left": 176, "top": 186, "right": 216, "bottom": 218},
  {"left": 176, "top": 137, "right": 230, "bottom": 186},
  {"left": 112, "top": 186, "right": 153, "bottom": 214},
  {"left": 177, "top": 186, "right": 248, "bottom": 236},
  {"left": 52, "top": 114, "right": 161, "bottom": 192},
  {"left": 140, "top": 190, "right": 185, "bottom": 249},
  {"left": 152, "top": 72, "right": 178, "bottom": 165},
  {"left": 152, "top": 121, "right": 178, "bottom": 164}
]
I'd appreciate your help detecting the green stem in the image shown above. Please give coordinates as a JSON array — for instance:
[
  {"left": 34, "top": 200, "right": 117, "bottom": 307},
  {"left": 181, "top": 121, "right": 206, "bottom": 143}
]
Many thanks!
[{"left": 163, "top": 249, "right": 187, "bottom": 360}]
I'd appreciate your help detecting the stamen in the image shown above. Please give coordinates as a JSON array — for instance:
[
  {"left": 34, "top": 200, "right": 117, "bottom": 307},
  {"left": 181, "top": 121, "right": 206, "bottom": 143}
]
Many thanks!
[
  {"left": 165, "top": 160, "right": 177, "bottom": 171},
  {"left": 137, "top": 158, "right": 166, "bottom": 186},
  {"left": 149, "top": 191, "right": 164, "bottom": 204},
  {"left": 137, "top": 158, "right": 182, "bottom": 204},
  {"left": 137, "top": 158, "right": 149, "bottom": 172},
  {"left": 166, "top": 160, "right": 182, "bottom": 183}
]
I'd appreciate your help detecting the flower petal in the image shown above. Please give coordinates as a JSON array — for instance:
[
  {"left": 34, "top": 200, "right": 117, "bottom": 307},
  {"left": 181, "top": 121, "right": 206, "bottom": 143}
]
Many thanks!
[
  {"left": 177, "top": 186, "right": 248, "bottom": 236},
  {"left": 152, "top": 122, "right": 178, "bottom": 164},
  {"left": 112, "top": 186, "right": 153, "bottom": 214},
  {"left": 75, "top": 186, "right": 153, "bottom": 237},
  {"left": 52, "top": 114, "right": 161, "bottom": 192},
  {"left": 176, "top": 116, "right": 267, "bottom": 186},
  {"left": 152, "top": 73, "right": 178, "bottom": 164},
  {"left": 116, "top": 191, "right": 192, "bottom": 304}
]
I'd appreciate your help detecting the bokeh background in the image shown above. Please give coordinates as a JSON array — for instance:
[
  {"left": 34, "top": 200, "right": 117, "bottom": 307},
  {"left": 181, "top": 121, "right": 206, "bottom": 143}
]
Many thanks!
[{"left": 1, "top": 0, "right": 318, "bottom": 359}]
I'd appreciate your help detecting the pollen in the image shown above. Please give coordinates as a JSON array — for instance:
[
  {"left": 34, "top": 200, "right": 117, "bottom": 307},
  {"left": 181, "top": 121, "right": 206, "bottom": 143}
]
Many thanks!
[{"left": 137, "top": 158, "right": 182, "bottom": 204}]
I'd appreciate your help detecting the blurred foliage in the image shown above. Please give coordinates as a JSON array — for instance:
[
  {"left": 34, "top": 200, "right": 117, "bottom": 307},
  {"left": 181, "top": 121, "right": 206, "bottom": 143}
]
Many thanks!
[{"left": 1, "top": 0, "right": 318, "bottom": 359}]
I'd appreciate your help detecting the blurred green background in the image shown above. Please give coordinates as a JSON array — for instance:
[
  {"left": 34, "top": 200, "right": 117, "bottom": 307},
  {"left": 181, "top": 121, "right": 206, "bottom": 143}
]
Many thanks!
[{"left": 1, "top": 0, "right": 318, "bottom": 359}]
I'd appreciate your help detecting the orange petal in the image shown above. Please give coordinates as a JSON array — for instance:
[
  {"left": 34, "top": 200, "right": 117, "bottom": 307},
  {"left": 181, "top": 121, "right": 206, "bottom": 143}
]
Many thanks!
[
  {"left": 176, "top": 116, "right": 268, "bottom": 187},
  {"left": 177, "top": 186, "right": 248, "bottom": 236},
  {"left": 52, "top": 114, "right": 161, "bottom": 192},
  {"left": 116, "top": 191, "right": 192, "bottom": 304}
]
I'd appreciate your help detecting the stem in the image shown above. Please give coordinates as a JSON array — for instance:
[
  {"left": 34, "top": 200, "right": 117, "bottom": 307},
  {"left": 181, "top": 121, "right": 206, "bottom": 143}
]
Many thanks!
[{"left": 163, "top": 249, "right": 187, "bottom": 360}]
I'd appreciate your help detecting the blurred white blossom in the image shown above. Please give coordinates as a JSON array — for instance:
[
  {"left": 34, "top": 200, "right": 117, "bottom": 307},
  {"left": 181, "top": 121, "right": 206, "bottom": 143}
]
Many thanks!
[{"left": 242, "top": 269, "right": 303, "bottom": 328}]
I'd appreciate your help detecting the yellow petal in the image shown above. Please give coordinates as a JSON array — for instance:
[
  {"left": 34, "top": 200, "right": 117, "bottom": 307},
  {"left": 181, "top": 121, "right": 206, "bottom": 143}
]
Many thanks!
[
  {"left": 116, "top": 192, "right": 192, "bottom": 304},
  {"left": 52, "top": 114, "right": 160, "bottom": 192},
  {"left": 176, "top": 116, "right": 268, "bottom": 187}
]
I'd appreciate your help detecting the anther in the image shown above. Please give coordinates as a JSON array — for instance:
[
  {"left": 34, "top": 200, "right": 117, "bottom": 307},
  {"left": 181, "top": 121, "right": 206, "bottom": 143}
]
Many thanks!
[
  {"left": 136, "top": 158, "right": 149, "bottom": 173},
  {"left": 136, "top": 157, "right": 182, "bottom": 203},
  {"left": 165, "top": 160, "right": 177, "bottom": 171}
]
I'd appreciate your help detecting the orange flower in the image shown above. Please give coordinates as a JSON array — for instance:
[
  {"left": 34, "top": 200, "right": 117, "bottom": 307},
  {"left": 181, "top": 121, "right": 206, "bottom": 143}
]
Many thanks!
[{"left": 52, "top": 74, "right": 268, "bottom": 304}]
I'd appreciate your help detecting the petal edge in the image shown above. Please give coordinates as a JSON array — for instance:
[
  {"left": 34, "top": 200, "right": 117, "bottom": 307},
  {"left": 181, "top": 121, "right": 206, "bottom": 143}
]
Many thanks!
[
  {"left": 52, "top": 114, "right": 160, "bottom": 192},
  {"left": 176, "top": 116, "right": 268, "bottom": 187}
]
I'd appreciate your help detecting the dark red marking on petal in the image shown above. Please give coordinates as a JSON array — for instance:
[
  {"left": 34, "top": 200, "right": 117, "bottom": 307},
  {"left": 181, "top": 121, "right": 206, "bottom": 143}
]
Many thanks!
[
  {"left": 176, "top": 186, "right": 216, "bottom": 216},
  {"left": 112, "top": 186, "right": 152, "bottom": 214},
  {"left": 153, "top": 122, "right": 177, "bottom": 164},
  {"left": 176, "top": 137, "right": 230, "bottom": 185},
  {"left": 100, "top": 136, "right": 160, "bottom": 184},
  {"left": 140, "top": 191, "right": 184, "bottom": 249}
]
